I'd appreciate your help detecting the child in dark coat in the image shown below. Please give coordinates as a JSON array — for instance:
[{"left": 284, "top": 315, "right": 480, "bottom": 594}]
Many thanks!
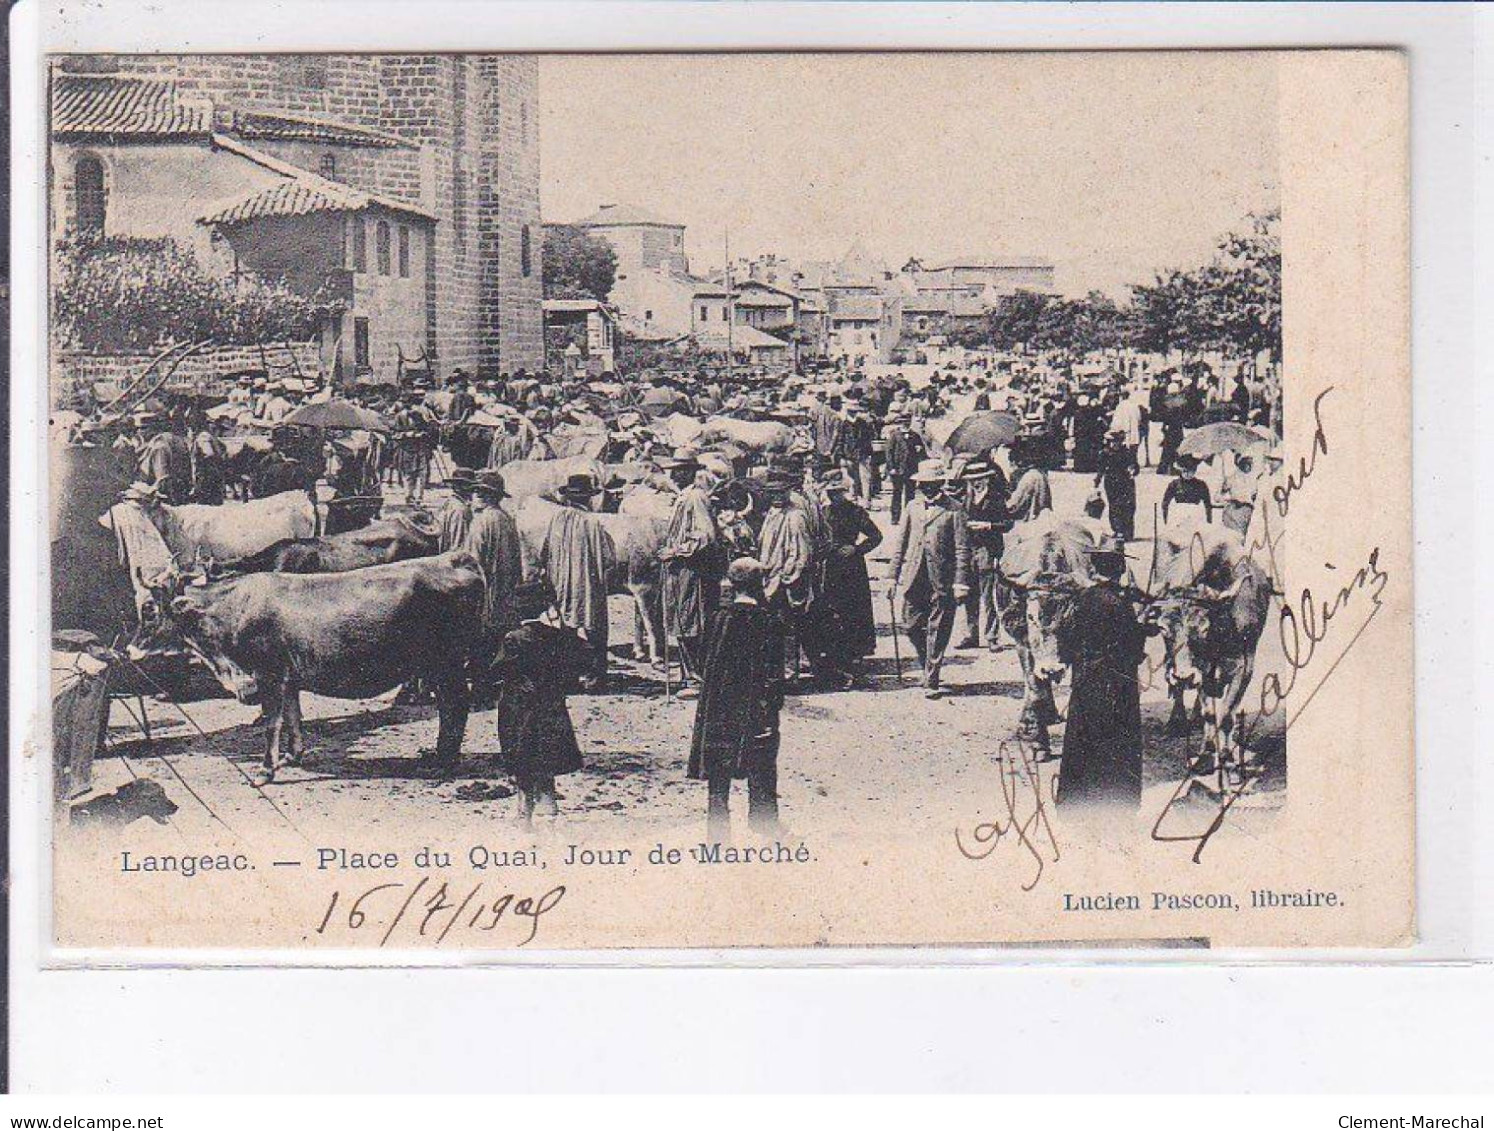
[{"left": 493, "top": 580, "right": 593, "bottom": 823}]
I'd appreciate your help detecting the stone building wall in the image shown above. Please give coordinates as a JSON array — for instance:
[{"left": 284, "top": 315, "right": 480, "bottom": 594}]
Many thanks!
[{"left": 56, "top": 52, "right": 545, "bottom": 379}]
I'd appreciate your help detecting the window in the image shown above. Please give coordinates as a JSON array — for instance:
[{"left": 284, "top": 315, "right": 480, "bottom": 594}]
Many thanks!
[
  {"left": 351, "top": 218, "right": 367, "bottom": 273},
  {"left": 645, "top": 310, "right": 653, "bottom": 322},
  {"left": 375, "top": 221, "right": 391, "bottom": 276},
  {"left": 354, "top": 318, "right": 371, "bottom": 370},
  {"left": 319, "top": 152, "right": 337, "bottom": 179},
  {"left": 699, "top": 306, "right": 709, "bottom": 322},
  {"left": 398, "top": 225, "right": 410, "bottom": 278},
  {"left": 74, "top": 156, "right": 105, "bottom": 237},
  {"left": 521, "top": 225, "right": 532, "bottom": 277}
]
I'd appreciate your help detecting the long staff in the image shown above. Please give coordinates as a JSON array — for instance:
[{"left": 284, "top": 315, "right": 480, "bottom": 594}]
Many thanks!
[
  {"left": 659, "top": 561, "right": 672, "bottom": 700},
  {"left": 886, "top": 587, "right": 904, "bottom": 684}
]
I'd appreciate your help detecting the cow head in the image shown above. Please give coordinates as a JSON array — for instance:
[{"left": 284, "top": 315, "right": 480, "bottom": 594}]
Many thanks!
[
  {"left": 1004, "top": 573, "right": 1079, "bottom": 685},
  {"left": 1144, "top": 577, "right": 1243, "bottom": 698},
  {"left": 132, "top": 566, "right": 261, "bottom": 703}
]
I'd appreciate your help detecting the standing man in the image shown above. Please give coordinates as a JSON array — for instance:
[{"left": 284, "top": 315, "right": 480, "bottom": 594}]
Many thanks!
[
  {"left": 137, "top": 411, "right": 193, "bottom": 505},
  {"left": 488, "top": 415, "right": 528, "bottom": 468},
  {"left": 659, "top": 454, "right": 722, "bottom": 697},
  {"left": 1007, "top": 437, "right": 1053, "bottom": 523},
  {"left": 1055, "top": 534, "right": 1149, "bottom": 808},
  {"left": 438, "top": 468, "right": 476, "bottom": 552},
  {"left": 464, "top": 469, "right": 523, "bottom": 706},
  {"left": 1161, "top": 454, "right": 1213, "bottom": 528},
  {"left": 188, "top": 410, "right": 228, "bottom": 505},
  {"left": 883, "top": 412, "right": 926, "bottom": 526},
  {"left": 956, "top": 456, "right": 1009, "bottom": 652},
  {"left": 395, "top": 391, "right": 436, "bottom": 505},
  {"left": 539, "top": 473, "right": 616, "bottom": 691},
  {"left": 688, "top": 557, "right": 786, "bottom": 838},
  {"left": 447, "top": 371, "right": 477, "bottom": 424},
  {"left": 888, "top": 459, "right": 971, "bottom": 698},
  {"left": 1095, "top": 430, "right": 1139, "bottom": 543}
]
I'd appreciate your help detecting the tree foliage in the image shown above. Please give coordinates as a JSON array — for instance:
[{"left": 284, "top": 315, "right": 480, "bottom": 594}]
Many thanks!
[
  {"left": 542, "top": 225, "right": 618, "bottom": 302},
  {"left": 53, "top": 236, "right": 344, "bottom": 353},
  {"left": 948, "top": 210, "right": 1281, "bottom": 360}
]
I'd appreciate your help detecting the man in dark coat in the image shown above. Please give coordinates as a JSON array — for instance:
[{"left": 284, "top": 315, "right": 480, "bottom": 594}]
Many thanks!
[
  {"left": 820, "top": 470, "right": 882, "bottom": 670},
  {"left": 659, "top": 455, "right": 722, "bottom": 695},
  {"left": 956, "top": 456, "right": 1010, "bottom": 651},
  {"left": 1055, "top": 534, "right": 1149, "bottom": 807},
  {"left": 464, "top": 469, "right": 523, "bottom": 706},
  {"left": 882, "top": 414, "right": 926, "bottom": 526},
  {"left": 689, "top": 558, "right": 786, "bottom": 838},
  {"left": 1095, "top": 430, "right": 1139, "bottom": 542},
  {"left": 438, "top": 468, "right": 476, "bottom": 552},
  {"left": 493, "top": 579, "right": 593, "bottom": 823}
]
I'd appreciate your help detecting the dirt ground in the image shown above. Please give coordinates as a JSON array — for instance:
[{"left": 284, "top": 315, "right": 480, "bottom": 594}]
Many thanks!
[{"left": 81, "top": 465, "right": 1286, "bottom": 848}]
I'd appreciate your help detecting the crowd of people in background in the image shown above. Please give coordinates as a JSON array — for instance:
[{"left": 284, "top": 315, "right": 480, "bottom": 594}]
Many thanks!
[{"left": 58, "top": 346, "right": 1282, "bottom": 832}]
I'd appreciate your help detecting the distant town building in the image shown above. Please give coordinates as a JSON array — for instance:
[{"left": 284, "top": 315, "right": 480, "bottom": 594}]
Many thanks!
[
  {"left": 49, "top": 54, "right": 545, "bottom": 382},
  {"left": 565, "top": 202, "right": 689, "bottom": 277}
]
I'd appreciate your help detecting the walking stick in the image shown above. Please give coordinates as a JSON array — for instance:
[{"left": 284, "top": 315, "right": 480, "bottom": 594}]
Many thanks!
[
  {"left": 659, "top": 561, "right": 672, "bottom": 700},
  {"left": 887, "top": 587, "right": 905, "bottom": 683}
]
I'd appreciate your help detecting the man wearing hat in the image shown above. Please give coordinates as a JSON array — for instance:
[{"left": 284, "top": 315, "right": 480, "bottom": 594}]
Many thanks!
[
  {"left": 136, "top": 411, "right": 192, "bottom": 505},
  {"left": 1095, "top": 429, "right": 1139, "bottom": 542},
  {"left": 1054, "top": 532, "right": 1148, "bottom": 808},
  {"left": 955, "top": 456, "right": 1010, "bottom": 651},
  {"left": 882, "top": 412, "right": 927, "bottom": 526},
  {"left": 438, "top": 467, "right": 477, "bottom": 552},
  {"left": 887, "top": 458, "right": 971, "bottom": 697},
  {"left": 659, "top": 452, "right": 722, "bottom": 694},
  {"left": 394, "top": 389, "right": 437, "bottom": 505},
  {"left": 447, "top": 372, "right": 476, "bottom": 425},
  {"left": 758, "top": 469, "right": 845, "bottom": 688},
  {"left": 488, "top": 414, "right": 528, "bottom": 469},
  {"left": 688, "top": 557, "right": 786, "bottom": 837},
  {"left": 1007, "top": 436, "right": 1053, "bottom": 523},
  {"left": 538, "top": 473, "right": 615, "bottom": 690},
  {"left": 464, "top": 470, "right": 523, "bottom": 704}
]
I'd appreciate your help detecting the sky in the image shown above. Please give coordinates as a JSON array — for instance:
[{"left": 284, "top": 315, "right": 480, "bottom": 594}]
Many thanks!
[{"left": 539, "top": 52, "right": 1279, "bottom": 298}]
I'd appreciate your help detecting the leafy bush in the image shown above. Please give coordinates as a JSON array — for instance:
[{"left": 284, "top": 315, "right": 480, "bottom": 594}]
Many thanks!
[{"left": 53, "top": 235, "right": 345, "bottom": 353}]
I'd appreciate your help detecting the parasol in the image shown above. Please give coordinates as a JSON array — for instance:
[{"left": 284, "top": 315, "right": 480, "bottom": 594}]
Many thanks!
[
  {"left": 281, "top": 399, "right": 393, "bottom": 433},
  {"left": 1177, "top": 421, "right": 1275, "bottom": 460},
  {"left": 943, "top": 410, "right": 1021, "bottom": 455}
]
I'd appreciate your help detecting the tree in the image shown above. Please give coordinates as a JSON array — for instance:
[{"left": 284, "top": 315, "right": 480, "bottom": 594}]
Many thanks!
[
  {"left": 542, "top": 225, "right": 618, "bottom": 302},
  {"left": 52, "top": 235, "right": 344, "bottom": 354}
]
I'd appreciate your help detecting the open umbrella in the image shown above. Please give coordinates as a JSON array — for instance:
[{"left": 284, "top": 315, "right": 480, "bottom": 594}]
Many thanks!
[
  {"left": 1178, "top": 421, "right": 1275, "bottom": 460},
  {"left": 281, "top": 399, "right": 393, "bottom": 433},
  {"left": 943, "top": 410, "right": 1021, "bottom": 455}
]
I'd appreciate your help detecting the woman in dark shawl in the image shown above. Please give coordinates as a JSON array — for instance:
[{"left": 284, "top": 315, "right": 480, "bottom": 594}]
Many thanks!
[
  {"left": 1055, "top": 536, "right": 1150, "bottom": 807},
  {"left": 819, "top": 472, "right": 882, "bottom": 666}
]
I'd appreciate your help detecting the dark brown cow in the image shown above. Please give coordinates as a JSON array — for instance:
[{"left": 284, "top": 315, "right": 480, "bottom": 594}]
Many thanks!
[
  {"left": 139, "top": 553, "right": 482, "bottom": 780},
  {"left": 228, "top": 514, "right": 439, "bottom": 575}
]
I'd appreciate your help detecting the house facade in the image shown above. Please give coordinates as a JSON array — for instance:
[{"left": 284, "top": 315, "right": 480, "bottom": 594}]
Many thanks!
[{"left": 49, "top": 54, "right": 544, "bottom": 382}]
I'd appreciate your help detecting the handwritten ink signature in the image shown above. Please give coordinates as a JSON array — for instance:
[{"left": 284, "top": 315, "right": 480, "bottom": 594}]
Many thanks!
[
  {"left": 1151, "top": 385, "right": 1393, "bottom": 861},
  {"left": 955, "top": 737, "right": 1060, "bottom": 891},
  {"left": 314, "top": 876, "right": 566, "bottom": 947}
]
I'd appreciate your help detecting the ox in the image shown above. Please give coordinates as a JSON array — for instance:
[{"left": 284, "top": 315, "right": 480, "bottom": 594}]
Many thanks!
[
  {"left": 138, "top": 553, "right": 482, "bottom": 780},
  {"left": 1145, "top": 522, "right": 1272, "bottom": 747},
  {"left": 497, "top": 455, "right": 609, "bottom": 504},
  {"left": 696, "top": 416, "right": 796, "bottom": 454},
  {"left": 514, "top": 494, "right": 669, "bottom": 666},
  {"left": 227, "top": 513, "right": 439, "bottom": 575},
  {"left": 997, "top": 516, "right": 1099, "bottom": 756}
]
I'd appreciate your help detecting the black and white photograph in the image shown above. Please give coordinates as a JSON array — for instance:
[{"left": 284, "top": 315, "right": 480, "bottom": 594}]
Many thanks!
[{"left": 37, "top": 47, "right": 1411, "bottom": 952}]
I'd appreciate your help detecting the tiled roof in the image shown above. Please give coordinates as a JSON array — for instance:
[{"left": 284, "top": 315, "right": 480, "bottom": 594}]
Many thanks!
[
  {"left": 691, "top": 326, "right": 788, "bottom": 352},
  {"left": 576, "top": 202, "right": 682, "bottom": 228},
  {"left": 199, "top": 144, "right": 435, "bottom": 226},
  {"left": 828, "top": 294, "right": 883, "bottom": 321},
  {"left": 52, "top": 74, "right": 211, "bottom": 138},
  {"left": 222, "top": 108, "right": 411, "bottom": 149}
]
